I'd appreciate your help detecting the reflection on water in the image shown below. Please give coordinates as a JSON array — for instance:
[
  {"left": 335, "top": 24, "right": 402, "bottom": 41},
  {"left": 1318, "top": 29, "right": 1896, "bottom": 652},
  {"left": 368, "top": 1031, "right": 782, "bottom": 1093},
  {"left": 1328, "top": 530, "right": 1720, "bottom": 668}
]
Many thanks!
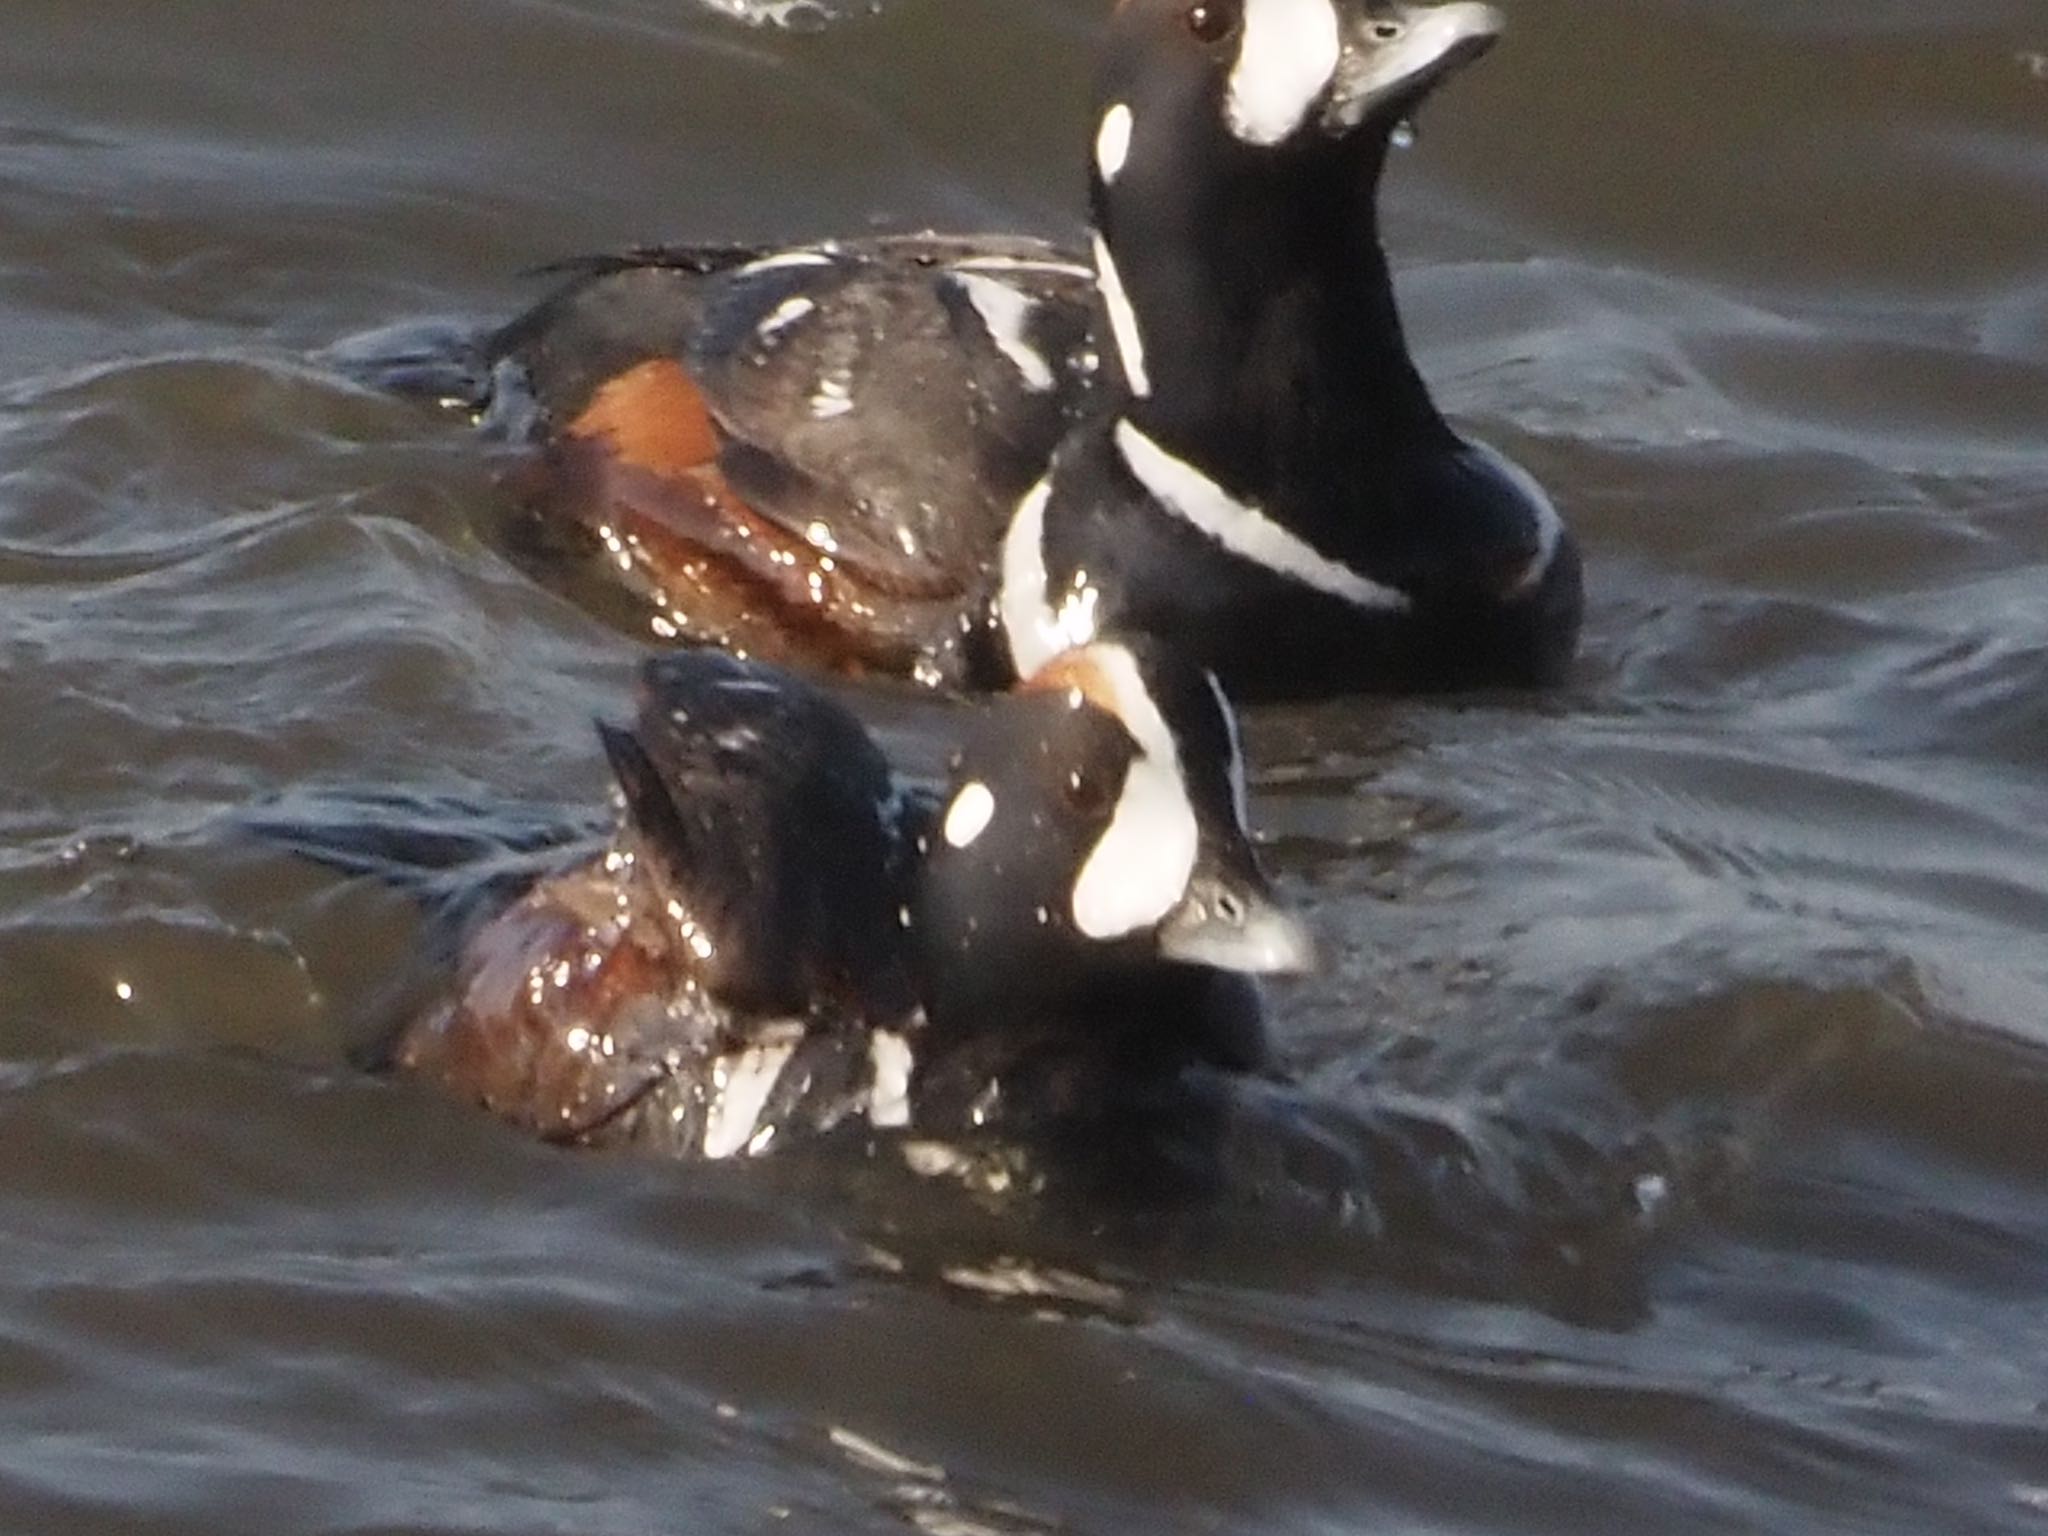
[
  {"left": 2, "top": 0, "right": 2047, "bottom": 1530},
  {"left": 695, "top": 0, "right": 889, "bottom": 27}
]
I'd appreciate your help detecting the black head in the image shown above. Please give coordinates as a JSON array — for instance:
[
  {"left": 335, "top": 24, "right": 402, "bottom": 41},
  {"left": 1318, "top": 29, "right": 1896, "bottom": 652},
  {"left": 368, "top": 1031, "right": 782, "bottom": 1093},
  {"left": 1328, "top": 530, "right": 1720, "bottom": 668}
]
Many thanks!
[
  {"left": 597, "top": 648, "right": 917, "bottom": 1021},
  {"left": 1093, "top": 0, "right": 1501, "bottom": 179},
  {"left": 911, "top": 638, "right": 1314, "bottom": 1057},
  {"left": 1085, "top": 0, "right": 1500, "bottom": 477}
]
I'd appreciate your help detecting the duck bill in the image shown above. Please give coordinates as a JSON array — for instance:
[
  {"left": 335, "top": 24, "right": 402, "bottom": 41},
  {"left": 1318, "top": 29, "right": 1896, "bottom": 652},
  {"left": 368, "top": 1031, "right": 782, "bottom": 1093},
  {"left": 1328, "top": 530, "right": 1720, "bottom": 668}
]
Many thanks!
[
  {"left": 1322, "top": 1, "right": 1504, "bottom": 136},
  {"left": 1155, "top": 871, "right": 1318, "bottom": 976}
]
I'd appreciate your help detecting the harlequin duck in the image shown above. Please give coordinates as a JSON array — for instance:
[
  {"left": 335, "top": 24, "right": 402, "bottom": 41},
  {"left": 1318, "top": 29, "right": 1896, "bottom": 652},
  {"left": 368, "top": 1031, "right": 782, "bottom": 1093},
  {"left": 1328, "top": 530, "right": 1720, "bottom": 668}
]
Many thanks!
[
  {"left": 392, "top": 640, "right": 1314, "bottom": 1156},
  {"left": 478, "top": 235, "right": 1100, "bottom": 687},
  {"left": 1007, "top": 0, "right": 1581, "bottom": 697},
  {"left": 445, "top": 0, "right": 1572, "bottom": 697}
]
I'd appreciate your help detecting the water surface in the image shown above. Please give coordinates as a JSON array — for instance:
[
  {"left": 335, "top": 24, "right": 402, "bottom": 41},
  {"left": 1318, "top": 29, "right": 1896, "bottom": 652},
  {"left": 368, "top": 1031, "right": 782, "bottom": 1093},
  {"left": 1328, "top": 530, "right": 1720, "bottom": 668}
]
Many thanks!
[{"left": 3, "top": 0, "right": 2047, "bottom": 1530}]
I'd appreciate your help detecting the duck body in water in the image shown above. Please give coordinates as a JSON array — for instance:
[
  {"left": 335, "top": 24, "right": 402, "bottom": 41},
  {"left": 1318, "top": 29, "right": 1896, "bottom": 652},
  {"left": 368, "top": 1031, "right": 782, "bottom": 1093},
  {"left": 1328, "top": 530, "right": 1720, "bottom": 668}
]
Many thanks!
[
  {"left": 392, "top": 641, "right": 1314, "bottom": 1157},
  {"left": 411, "top": 0, "right": 1576, "bottom": 698}
]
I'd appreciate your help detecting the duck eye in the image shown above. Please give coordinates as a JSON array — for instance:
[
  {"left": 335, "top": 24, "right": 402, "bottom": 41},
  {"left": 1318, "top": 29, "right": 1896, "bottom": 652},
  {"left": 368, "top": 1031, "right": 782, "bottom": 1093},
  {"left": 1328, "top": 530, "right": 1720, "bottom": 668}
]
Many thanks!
[
  {"left": 1185, "top": 1, "right": 1238, "bottom": 43},
  {"left": 1371, "top": 19, "right": 1404, "bottom": 39},
  {"left": 1213, "top": 889, "right": 1247, "bottom": 926},
  {"left": 1063, "top": 767, "right": 1115, "bottom": 817}
]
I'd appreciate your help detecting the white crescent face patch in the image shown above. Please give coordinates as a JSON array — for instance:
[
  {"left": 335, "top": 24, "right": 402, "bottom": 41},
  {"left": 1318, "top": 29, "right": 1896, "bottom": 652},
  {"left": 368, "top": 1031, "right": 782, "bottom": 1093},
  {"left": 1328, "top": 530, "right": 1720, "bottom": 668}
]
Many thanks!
[
  {"left": 1068, "top": 646, "right": 1199, "bottom": 941},
  {"left": 1226, "top": 0, "right": 1343, "bottom": 147}
]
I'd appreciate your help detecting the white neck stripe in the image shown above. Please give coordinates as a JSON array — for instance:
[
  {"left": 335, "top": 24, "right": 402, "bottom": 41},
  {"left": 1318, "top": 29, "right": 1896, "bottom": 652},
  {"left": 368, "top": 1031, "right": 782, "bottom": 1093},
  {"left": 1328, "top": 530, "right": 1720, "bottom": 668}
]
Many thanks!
[
  {"left": 1092, "top": 235, "right": 1151, "bottom": 398},
  {"left": 1113, "top": 420, "right": 1411, "bottom": 613}
]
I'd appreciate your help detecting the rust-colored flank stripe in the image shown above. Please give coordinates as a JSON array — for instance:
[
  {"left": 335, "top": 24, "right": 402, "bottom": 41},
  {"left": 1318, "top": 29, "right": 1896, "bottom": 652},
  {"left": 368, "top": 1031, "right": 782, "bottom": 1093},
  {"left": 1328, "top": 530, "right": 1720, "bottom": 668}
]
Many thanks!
[{"left": 566, "top": 358, "right": 720, "bottom": 477}]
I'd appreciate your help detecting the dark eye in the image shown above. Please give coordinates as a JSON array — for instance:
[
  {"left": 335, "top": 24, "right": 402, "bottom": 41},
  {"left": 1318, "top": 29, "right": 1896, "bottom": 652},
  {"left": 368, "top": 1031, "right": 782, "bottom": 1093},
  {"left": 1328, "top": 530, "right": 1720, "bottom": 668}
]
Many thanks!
[
  {"left": 1185, "top": 1, "right": 1237, "bottom": 43},
  {"left": 1063, "top": 767, "right": 1116, "bottom": 818},
  {"left": 1371, "top": 19, "right": 1404, "bottom": 39}
]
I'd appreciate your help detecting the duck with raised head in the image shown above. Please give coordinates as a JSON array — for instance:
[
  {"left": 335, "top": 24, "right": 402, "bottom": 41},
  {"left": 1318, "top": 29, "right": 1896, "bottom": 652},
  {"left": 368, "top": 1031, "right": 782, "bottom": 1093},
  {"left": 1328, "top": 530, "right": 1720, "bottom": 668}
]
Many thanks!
[
  {"left": 391, "top": 640, "right": 1314, "bottom": 1156},
  {"left": 1006, "top": 0, "right": 1580, "bottom": 697},
  {"left": 436, "top": 0, "right": 1574, "bottom": 697}
]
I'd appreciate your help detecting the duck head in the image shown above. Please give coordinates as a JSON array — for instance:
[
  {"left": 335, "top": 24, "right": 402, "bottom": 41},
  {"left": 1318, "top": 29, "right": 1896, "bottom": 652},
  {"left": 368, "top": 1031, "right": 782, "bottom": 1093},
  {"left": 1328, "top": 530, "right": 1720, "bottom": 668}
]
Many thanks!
[
  {"left": 913, "top": 639, "right": 1314, "bottom": 1065},
  {"left": 1086, "top": 0, "right": 1502, "bottom": 478}
]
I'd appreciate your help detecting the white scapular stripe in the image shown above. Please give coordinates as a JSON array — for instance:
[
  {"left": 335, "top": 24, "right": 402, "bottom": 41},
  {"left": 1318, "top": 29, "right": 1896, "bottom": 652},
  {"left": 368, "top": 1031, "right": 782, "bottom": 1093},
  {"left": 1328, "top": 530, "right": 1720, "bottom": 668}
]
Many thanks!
[
  {"left": 1114, "top": 420, "right": 1411, "bottom": 612},
  {"left": 950, "top": 272, "right": 1056, "bottom": 392},
  {"left": 1226, "top": 0, "right": 1343, "bottom": 146},
  {"left": 1070, "top": 644, "right": 1199, "bottom": 940},
  {"left": 1092, "top": 235, "right": 1151, "bottom": 397},
  {"left": 947, "top": 253, "right": 1094, "bottom": 279},
  {"left": 738, "top": 248, "right": 835, "bottom": 276},
  {"left": 1095, "top": 103, "right": 1134, "bottom": 183}
]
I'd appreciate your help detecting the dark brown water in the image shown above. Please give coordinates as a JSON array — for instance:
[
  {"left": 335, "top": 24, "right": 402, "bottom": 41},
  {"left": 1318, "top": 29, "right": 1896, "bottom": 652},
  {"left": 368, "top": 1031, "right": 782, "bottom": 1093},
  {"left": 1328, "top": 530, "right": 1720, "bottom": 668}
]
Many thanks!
[{"left": 5, "top": 0, "right": 2048, "bottom": 1530}]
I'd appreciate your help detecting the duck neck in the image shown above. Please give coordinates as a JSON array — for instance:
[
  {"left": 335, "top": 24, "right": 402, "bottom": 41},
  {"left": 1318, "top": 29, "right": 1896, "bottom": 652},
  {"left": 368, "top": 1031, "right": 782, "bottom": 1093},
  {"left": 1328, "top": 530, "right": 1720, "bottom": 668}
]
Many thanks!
[
  {"left": 1090, "top": 142, "right": 1459, "bottom": 524},
  {"left": 921, "top": 959, "right": 1270, "bottom": 1078}
]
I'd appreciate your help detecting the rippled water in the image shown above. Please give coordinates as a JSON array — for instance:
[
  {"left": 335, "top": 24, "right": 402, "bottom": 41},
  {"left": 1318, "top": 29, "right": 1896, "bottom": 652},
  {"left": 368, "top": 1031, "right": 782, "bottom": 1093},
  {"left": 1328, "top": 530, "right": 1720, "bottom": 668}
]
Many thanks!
[{"left": 5, "top": 0, "right": 2048, "bottom": 1529}]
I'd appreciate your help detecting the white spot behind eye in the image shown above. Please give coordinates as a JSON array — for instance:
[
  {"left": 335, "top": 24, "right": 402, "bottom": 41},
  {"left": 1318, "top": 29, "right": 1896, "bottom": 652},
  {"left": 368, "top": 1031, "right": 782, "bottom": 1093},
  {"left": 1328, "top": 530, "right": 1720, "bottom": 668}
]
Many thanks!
[
  {"left": 1095, "top": 103, "right": 1134, "bottom": 183},
  {"left": 943, "top": 780, "right": 997, "bottom": 848},
  {"left": 1069, "top": 646, "right": 1199, "bottom": 940},
  {"left": 1092, "top": 235, "right": 1151, "bottom": 398},
  {"left": 1226, "top": 0, "right": 1343, "bottom": 147}
]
